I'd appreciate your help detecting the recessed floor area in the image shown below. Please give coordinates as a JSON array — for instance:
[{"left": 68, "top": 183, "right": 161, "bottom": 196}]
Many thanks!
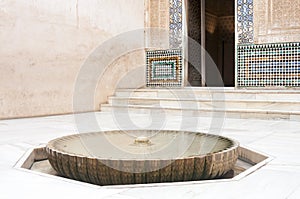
[
  {"left": 1, "top": 112, "right": 300, "bottom": 198},
  {"left": 21, "top": 145, "right": 265, "bottom": 187}
]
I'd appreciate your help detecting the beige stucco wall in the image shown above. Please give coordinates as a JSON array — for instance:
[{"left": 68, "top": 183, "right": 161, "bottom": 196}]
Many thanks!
[
  {"left": 96, "top": 50, "right": 146, "bottom": 105},
  {"left": 0, "top": 0, "right": 145, "bottom": 119},
  {"left": 254, "top": 0, "right": 300, "bottom": 43},
  {"left": 146, "top": 0, "right": 169, "bottom": 47}
]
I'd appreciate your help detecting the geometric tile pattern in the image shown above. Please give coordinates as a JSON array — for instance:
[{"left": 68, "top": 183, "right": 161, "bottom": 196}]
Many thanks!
[
  {"left": 146, "top": 49, "right": 183, "bottom": 87},
  {"left": 169, "top": 0, "right": 183, "bottom": 49},
  {"left": 237, "top": 42, "right": 300, "bottom": 87},
  {"left": 237, "top": 0, "right": 254, "bottom": 44}
]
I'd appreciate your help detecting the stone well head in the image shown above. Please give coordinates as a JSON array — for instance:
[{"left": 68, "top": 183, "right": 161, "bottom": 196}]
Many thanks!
[{"left": 46, "top": 130, "right": 239, "bottom": 185}]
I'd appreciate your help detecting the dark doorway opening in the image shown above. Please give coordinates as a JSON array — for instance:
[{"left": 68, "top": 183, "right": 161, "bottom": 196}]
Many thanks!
[{"left": 187, "top": 0, "right": 235, "bottom": 87}]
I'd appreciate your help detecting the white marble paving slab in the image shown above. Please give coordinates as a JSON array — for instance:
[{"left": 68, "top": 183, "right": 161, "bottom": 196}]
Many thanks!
[
  {"left": 288, "top": 185, "right": 300, "bottom": 199},
  {"left": 0, "top": 112, "right": 300, "bottom": 199}
]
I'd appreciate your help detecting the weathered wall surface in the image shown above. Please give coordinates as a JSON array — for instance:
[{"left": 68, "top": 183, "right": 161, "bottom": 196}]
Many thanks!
[
  {"left": 146, "top": 0, "right": 169, "bottom": 47},
  {"left": 254, "top": 0, "right": 300, "bottom": 43},
  {"left": 0, "top": 0, "right": 145, "bottom": 119}
]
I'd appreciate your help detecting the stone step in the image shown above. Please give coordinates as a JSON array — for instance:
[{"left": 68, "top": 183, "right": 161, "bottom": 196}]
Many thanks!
[
  {"left": 100, "top": 104, "right": 300, "bottom": 121},
  {"left": 114, "top": 88, "right": 300, "bottom": 101},
  {"left": 100, "top": 88, "right": 300, "bottom": 121},
  {"left": 108, "top": 97, "right": 300, "bottom": 111}
]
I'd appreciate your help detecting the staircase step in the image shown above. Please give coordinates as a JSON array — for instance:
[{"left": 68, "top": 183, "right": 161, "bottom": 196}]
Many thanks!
[
  {"left": 100, "top": 104, "right": 300, "bottom": 121},
  {"left": 114, "top": 88, "right": 300, "bottom": 101},
  {"left": 100, "top": 88, "right": 300, "bottom": 121},
  {"left": 108, "top": 97, "right": 300, "bottom": 111}
]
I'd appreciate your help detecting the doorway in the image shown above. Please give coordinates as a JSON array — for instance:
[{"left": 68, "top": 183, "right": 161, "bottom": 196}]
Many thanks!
[{"left": 187, "top": 0, "right": 235, "bottom": 87}]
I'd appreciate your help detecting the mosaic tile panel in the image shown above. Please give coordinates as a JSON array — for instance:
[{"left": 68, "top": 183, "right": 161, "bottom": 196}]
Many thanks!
[
  {"left": 169, "top": 0, "right": 183, "bottom": 49},
  {"left": 237, "top": 42, "right": 300, "bottom": 87},
  {"left": 237, "top": 0, "right": 254, "bottom": 44},
  {"left": 146, "top": 49, "right": 183, "bottom": 87}
]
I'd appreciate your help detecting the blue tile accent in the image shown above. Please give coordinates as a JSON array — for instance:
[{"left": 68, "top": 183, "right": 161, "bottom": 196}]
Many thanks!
[
  {"left": 237, "top": 0, "right": 254, "bottom": 44},
  {"left": 169, "top": 0, "right": 183, "bottom": 49}
]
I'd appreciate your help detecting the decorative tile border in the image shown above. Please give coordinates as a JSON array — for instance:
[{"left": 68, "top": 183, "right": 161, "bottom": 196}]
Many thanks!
[
  {"left": 146, "top": 49, "right": 183, "bottom": 87},
  {"left": 237, "top": 0, "right": 254, "bottom": 44},
  {"left": 169, "top": 0, "right": 183, "bottom": 49},
  {"left": 237, "top": 42, "right": 300, "bottom": 87}
]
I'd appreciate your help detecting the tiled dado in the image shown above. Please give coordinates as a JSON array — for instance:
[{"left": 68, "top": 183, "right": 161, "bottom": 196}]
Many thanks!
[
  {"left": 146, "top": 49, "right": 183, "bottom": 87},
  {"left": 237, "top": 42, "right": 300, "bottom": 87}
]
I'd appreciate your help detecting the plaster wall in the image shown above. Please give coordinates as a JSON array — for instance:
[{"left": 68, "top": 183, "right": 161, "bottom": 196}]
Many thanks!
[
  {"left": 146, "top": 0, "right": 169, "bottom": 48},
  {"left": 254, "top": 0, "right": 300, "bottom": 43},
  {"left": 0, "top": 0, "right": 145, "bottom": 119}
]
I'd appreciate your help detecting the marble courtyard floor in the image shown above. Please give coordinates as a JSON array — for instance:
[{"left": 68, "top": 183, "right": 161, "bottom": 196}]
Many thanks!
[{"left": 1, "top": 112, "right": 300, "bottom": 199}]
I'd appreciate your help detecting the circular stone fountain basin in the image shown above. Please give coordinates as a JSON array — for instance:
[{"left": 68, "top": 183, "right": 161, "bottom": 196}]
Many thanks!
[{"left": 46, "top": 130, "right": 239, "bottom": 185}]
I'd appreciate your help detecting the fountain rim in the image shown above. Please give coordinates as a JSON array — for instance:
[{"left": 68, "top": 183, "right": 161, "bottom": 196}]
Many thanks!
[{"left": 46, "top": 130, "right": 240, "bottom": 162}]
